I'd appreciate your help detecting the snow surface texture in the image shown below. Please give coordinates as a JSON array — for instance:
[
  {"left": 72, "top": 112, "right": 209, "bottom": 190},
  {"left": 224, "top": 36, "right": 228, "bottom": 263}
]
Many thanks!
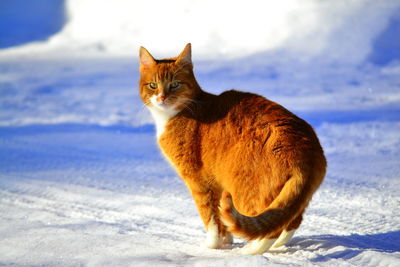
[{"left": 1, "top": 0, "right": 400, "bottom": 266}]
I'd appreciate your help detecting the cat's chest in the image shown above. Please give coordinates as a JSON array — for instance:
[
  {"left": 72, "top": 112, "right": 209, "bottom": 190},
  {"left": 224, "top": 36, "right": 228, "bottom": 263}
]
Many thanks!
[
  {"left": 148, "top": 106, "right": 179, "bottom": 138},
  {"left": 157, "top": 118, "right": 202, "bottom": 171}
]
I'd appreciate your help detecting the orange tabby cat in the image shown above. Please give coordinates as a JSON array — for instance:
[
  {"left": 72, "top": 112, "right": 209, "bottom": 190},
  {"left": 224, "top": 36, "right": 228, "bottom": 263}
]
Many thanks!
[{"left": 138, "top": 43, "right": 326, "bottom": 254}]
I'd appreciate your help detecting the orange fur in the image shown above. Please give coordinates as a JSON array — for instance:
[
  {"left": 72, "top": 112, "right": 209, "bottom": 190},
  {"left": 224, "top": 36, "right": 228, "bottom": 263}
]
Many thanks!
[{"left": 138, "top": 44, "right": 326, "bottom": 247}]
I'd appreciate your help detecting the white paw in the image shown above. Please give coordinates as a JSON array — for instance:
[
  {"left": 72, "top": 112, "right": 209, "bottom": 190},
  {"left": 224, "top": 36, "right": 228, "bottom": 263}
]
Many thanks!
[
  {"left": 204, "top": 217, "right": 224, "bottom": 249},
  {"left": 204, "top": 237, "right": 223, "bottom": 249},
  {"left": 272, "top": 229, "right": 295, "bottom": 248},
  {"left": 240, "top": 238, "right": 277, "bottom": 255},
  {"left": 204, "top": 233, "right": 233, "bottom": 249}
]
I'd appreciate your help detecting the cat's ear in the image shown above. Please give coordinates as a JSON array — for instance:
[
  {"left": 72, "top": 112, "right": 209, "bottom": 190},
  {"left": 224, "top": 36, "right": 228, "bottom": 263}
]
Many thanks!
[
  {"left": 176, "top": 43, "right": 192, "bottom": 67},
  {"left": 139, "top": 46, "right": 156, "bottom": 70}
]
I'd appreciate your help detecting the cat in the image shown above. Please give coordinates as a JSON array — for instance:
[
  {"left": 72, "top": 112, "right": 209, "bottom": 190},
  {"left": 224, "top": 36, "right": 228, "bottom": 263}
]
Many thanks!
[{"left": 138, "top": 43, "right": 326, "bottom": 255}]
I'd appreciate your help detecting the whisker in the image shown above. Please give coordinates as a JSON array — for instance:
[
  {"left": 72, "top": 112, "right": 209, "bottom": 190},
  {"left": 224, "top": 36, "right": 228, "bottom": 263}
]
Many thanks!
[
  {"left": 176, "top": 97, "right": 201, "bottom": 107},
  {"left": 138, "top": 100, "right": 151, "bottom": 113},
  {"left": 180, "top": 102, "right": 195, "bottom": 116},
  {"left": 171, "top": 97, "right": 198, "bottom": 116}
]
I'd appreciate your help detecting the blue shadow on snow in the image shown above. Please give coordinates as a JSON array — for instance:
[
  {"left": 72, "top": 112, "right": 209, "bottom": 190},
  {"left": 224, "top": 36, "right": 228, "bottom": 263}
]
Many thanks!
[
  {"left": 368, "top": 9, "right": 400, "bottom": 66},
  {"left": 0, "top": 0, "right": 66, "bottom": 48},
  {"left": 0, "top": 123, "right": 157, "bottom": 173},
  {"left": 289, "top": 230, "right": 400, "bottom": 262},
  {"left": 296, "top": 108, "right": 400, "bottom": 127}
]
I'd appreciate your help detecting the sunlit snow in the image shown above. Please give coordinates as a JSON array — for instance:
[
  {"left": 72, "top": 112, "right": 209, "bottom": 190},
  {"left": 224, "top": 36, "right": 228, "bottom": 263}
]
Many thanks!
[{"left": 0, "top": 0, "right": 399, "bottom": 266}]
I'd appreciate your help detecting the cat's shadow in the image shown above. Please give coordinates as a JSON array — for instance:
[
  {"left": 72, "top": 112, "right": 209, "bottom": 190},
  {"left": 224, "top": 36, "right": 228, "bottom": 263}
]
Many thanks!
[{"left": 264, "top": 230, "right": 400, "bottom": 262}]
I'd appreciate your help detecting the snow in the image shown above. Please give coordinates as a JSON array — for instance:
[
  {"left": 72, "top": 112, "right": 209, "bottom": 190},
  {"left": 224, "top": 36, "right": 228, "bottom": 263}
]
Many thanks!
[
  {"left": 1, "top": 0, "right": 400, "bottom": 266},
  {"left": 2, "top": 0, "right": 399, "bottom": 63}
]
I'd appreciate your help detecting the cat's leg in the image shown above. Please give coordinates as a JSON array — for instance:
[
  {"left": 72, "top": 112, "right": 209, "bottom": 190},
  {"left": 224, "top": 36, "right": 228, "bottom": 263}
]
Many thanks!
[
  {"left": 204, "top": 215, "right": 233, "bottom": 248},
  {"left": 205, "top": 215, "right": 224, "bottom": 249},
  {"left": 272, "top": 213, "right": 303, "bottom": 248},
  {"left": 188, "top": 184, "right": 228, "bottom": 249}
]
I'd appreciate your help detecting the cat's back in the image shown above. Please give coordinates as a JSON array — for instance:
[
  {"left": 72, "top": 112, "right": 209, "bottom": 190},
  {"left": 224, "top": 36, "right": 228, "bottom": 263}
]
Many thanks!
[
  {"left": 207, "top": 90, "right": 299, "bottom": 125},
  {"left": 199, "top": 90, "right": 324, "bottom": 161}
]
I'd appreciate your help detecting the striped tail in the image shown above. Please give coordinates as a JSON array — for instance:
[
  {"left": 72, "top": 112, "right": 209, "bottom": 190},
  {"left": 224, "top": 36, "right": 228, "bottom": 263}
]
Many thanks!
[{"left": 219, "top": 169, "right": 324, "bottom": 240}]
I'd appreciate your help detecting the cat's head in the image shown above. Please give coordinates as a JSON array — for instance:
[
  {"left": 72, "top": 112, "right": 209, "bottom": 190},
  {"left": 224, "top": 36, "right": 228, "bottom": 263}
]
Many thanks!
[{"left": 139, "top": 43, "right": 200, "bottom": 114}]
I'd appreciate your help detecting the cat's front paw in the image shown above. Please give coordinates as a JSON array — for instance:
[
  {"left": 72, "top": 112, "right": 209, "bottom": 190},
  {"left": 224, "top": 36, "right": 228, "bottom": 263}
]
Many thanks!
[
  {"left": 204, "top": 233, "right": 233, "bottom": 249},
  {"left": 204, "top": 234, "right": 224, "bottom": 249}
]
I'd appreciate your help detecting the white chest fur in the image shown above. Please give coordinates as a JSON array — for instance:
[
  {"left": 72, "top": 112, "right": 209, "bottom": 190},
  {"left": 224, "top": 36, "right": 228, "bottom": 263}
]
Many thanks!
[{"left": 148, "top": 106, "right": 179, "bottom": 138}]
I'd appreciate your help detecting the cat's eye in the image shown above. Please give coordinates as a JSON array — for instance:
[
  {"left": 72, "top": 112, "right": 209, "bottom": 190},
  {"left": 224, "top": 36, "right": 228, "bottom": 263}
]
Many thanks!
[
  {"left": 170, "top": 81, "right": 180, "bottom": 89},
  {"left": 149, "top": 82, "right": 157, "bottom": 89}
]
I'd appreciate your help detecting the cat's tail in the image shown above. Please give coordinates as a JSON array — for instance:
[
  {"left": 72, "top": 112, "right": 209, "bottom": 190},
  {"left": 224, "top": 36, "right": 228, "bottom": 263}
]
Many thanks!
[{"left": 219, "top": 168, "right": 324, "bottom": 240}]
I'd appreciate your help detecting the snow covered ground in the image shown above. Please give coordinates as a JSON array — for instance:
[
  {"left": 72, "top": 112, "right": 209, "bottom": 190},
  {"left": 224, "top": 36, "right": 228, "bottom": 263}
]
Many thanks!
[{"left": 1, "top": 1, "right": 400, "bottom": 266}]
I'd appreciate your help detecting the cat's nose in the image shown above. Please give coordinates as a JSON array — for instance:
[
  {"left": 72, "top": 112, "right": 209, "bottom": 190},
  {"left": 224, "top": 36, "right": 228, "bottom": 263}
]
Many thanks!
[{"left": 157, "top": 94, "right": 166, "bottom": 102}]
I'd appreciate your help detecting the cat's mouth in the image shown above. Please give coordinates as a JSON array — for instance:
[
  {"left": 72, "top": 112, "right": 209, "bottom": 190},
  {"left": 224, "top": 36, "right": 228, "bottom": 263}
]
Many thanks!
[
  {"left": 150, "top": 96, "right": 176, "bottom": 111},
  {"left": 156, "top": 101, "right": 169, "bottom": 108}
]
